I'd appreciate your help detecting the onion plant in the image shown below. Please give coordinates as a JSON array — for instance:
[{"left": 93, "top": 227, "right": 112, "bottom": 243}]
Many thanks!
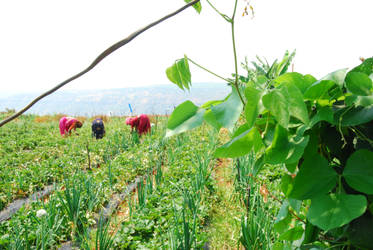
[
  {"left": 155, "top": 161, "right": 163, "bottom": 189},
  {"left": 234, "top": 155, "right": 276, "bottom": 248},
  {"left": 240, "top": 210, "right": 273, "bottom": 250},
  {"left": 83, "top": 176, "right": 101, "bottom": 212},
  {"left": 136, "top": 181, "right": 147, "bottom": 209},
  {"left": 95, "top": 213, "right": 115, "bottom": 250},
  {"left": 192, "top": 152, "right": 211, "bottom": 193},
  {"left": 239, "top": 183, "right": 275, "bottom": 249},
  {"left": 107, "top": 161, "right": 113, "bottom": 188},
  {"left": 9, "top": 224, "right": 29, "bottom": 250},
  {"left": 234, "top": 155, "right": 255, "bottom": 211},
  {"left": 33, "top": 197, "right": 66, "bottom": 249},
  {"left": 146, "top": 172, "right": 154, "bottom": 195},
  {"left": 170, "top": 200, "right": 197, "bottom": 250},
  {"left": 57, "top": 177, "right": 85, "bottom": 241}
]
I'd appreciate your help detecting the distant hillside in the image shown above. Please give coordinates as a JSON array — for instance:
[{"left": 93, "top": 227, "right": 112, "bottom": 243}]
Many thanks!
[{"left": 0, "top": 83, "right": 230, "bottom": 116}]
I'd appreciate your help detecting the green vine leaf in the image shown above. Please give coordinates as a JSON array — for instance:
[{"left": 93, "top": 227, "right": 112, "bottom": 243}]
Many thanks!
[
  {"left": 274, "top": 201, "right": 293, "bottom": 237},
  {"left": 304, "top": 80, "right": 336, "bottom": 101},
  {"left": 265, "top": 124, "right": 309, "bottom": 165},
  {"left": 289, "top": 154, "right": 338, "bottom": 200},
  {"left": 166, "top": 100, "right": 204, "bottom": 137},
  {"left": 309, "top": 106, "right": 334, "bottom": 127},
  {"left": 265, "top": 124, "right": 289, "bottom": 164},
  {"left": 350, "top": 57, "right": 373, "bottom": 75},
  {"left": 262, "top": 89, "right": 290, "bottom": 128},
  {"left": 289, "top": 198, "right": 302, "bottom": 213},
  {"left": 167, "top": 100, "right": 197, "bottom": 129},
  {"left": 285, "top": 163, "right": 297, "bottom": 173},
  {"left": 200, "top": 99, "right": 224, "bottom": 109},
  {"left": 304, "top": 69, "right": 347, "bottom": 101},
  {"left": 303, "top": 222, "right": 320, "bottom": 244},
  {"left": 284, "top": 135, "right": 309, "bottom": 164},
  {"left": 335, "top": 105, "right": 373, "bottom": 126},
  {"left": 282, "top": 82, "right": 309, "bottom": 124},
  {"left": 214, "top": 125, "right": 262, "bottom": 158},
  {"left": 345, "top": 71, "right": 373, "bottom": 96},
  {"left": 281, "top": 175, "right": 294, "bottom": 196},
  {"left": 308, "top": 193, "right": 367, "bottom": 231},
  {"left": 201, "top": 99, "right": 225, "bottom": 130},
  {"left": 278, "top": 227, "right": 304, "bottom": 241},
  {"left": 166, "top": 56, "right": 191, "bottom": 90},
  {"left": 345, "top": 95, "right": 373, "bottom": 107},
  {"left": 244, "top": 86, "right": 261, "bottom": 129},
  {"left": 343, "top": 149, "right": 373, "bottom": 194},
  {"left": 346, "top": 213, "right": 373, "bottom": 249},
  {"left": 203, "top": 109, "right": 221, "bottom": 131},
  {"left": 274, "top": 72, "right": 314, "bottom": 94},
  {"left": 211, "top": 87, "right": 243, "bottom": 132},
  {"left": 304, "top": 74, "right": 318, "bottom": 87},
  {"left": 320, "top": 68, "right": 348, "bottom": 87},
  {"left": 275, "top": 200, "right": 289, "bottom": 223},
  {"left": 184, "top": 0, "right": 202, "bottom": 13}
]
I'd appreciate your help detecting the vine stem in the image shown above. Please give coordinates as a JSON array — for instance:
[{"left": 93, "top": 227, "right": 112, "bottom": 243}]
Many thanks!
[
  {"left": 0, "top": 0, "right": 200, "bottom": 128},
  {"left": 231, "top": 0, "right": 246, "bottom": 106},
  {"left": 187, "top": 57, "right": 232, "bottom": 83},
  {"left": 268, "top": 192, "right": 306, "bottom": 224},
  {"left": 205, "top": 0, "right": 231, "bottom": 22},
  {"left": 337, "top": 105, "right": 353, "bottom": 148}
]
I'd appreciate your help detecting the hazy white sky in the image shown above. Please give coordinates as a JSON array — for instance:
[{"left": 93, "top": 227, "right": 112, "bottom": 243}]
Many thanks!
[{"left": 0, "top": 0, "right": 371, "bottom": 94}]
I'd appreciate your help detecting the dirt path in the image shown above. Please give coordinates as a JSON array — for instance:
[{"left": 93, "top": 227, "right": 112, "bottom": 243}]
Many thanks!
[{"left": 207, "top": 157, "right": 245, "bottom": 249}]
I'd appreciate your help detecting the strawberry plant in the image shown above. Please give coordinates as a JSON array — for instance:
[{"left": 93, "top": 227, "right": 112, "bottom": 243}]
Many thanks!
[{"left": 166, "top": 1, "right": 373, "bottom": 248}]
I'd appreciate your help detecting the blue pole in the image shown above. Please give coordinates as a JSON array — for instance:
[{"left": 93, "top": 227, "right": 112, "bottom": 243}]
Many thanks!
[{"left": 128, "top": 103, "right": 133, "bottom": 115}]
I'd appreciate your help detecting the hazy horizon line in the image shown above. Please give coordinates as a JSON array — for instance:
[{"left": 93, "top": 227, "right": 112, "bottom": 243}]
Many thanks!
[{"left": 0, "top": 81, "right": 228, "bottom": 97}]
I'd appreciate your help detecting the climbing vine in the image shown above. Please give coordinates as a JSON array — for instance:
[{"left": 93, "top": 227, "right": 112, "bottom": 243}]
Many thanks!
[{"left": 166, "top": 1, "right": 373, "bottom": 248}]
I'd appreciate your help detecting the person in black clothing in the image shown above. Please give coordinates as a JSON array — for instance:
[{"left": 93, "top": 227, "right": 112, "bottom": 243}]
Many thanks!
[{"left": 91, "top": 118, "right": 105, "bottom": 139}]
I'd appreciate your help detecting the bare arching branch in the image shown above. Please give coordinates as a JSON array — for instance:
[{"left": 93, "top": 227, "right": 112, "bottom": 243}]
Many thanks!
[{"left": 0, "top": 0, "right": 200, "bottom": 127}]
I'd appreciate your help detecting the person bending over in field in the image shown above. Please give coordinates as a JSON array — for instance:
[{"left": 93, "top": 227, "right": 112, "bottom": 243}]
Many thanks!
[
  {"left": 59, "top": 116, "right": 83, "bottom": 137},
  {"left": 91, "top": 118, "right": 105, "bottom": 139},
  {"left": 125, "top": 114, "right": 151, "bottom": 136}
]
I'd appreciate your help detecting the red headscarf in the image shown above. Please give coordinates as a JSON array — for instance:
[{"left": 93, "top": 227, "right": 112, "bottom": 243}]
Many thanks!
[
  {"left": 59, "top": 116, "right": 81, "bottom": 136},
  {"left": 126, "top": 114, "right": 151, "bottom": 135}
]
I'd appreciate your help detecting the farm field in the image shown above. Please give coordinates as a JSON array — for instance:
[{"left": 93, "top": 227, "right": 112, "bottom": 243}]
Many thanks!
[
  {"left": 3, "top": 58, "right": 373, "bottom": 249},
  {"left": 0, "top": 0, "right": 372, "bottom": 248},
  {"left": 0, "top": 112, "right": 280, "bottom": 249},
  {"left": 2, "top": 57, "right": 373, "bottom": 250}
]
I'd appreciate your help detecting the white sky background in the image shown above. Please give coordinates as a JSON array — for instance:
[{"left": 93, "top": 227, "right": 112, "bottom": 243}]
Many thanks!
[{"left": 0, "top": 0, "right": 372, "bottom": 95}]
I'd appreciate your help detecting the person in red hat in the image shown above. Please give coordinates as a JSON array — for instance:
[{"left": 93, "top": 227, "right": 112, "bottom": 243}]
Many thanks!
[{"left": 125, "top": 114, "right": 151, "bottom": 136}]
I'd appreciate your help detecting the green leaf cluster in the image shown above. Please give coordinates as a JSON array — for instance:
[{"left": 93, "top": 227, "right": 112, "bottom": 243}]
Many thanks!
[{"left": 166, "top": 55, "right": 373, "bottom": 248}]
